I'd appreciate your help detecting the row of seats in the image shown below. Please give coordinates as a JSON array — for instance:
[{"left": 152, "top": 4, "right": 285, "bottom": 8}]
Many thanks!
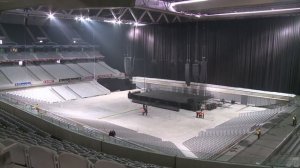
[
  {"left": 6, "top": 81, "right": 110, "bottom": 103},
  {"left": 0, "top": 139, "right": 125, "bottom": 168},
  {"left": 74, "top": 118, "right": 185, "bottom": 157},
  {"left": 183, "top": 107, "right": 285, "bottom": 159},
  {"left": 0, "top": 61, "right": 120, "bottom": 85},
  {"left": 0, "top": 109, "right": 163, "bottom": 168},
  {"left": 0, "top": 51, "right": 103, "bottom": 61}
]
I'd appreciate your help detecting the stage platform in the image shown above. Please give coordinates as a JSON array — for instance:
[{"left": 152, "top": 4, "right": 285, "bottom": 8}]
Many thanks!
[{"left": 129, "top": 90, "right": 211, "bottom": 111}]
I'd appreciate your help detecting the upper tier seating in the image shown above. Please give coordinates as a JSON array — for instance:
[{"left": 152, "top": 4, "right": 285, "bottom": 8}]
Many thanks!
[
  {"left": 65, "top": 63, "right": 92, "bottom": 77},
  {"left": 40, "top": 64, "right": 81, "bottom": 79},
  {"left": 0, "top": 61, "right": 121, "bottom": 87},
  {"left": 0, "top": 51, "right": 104, "bottom": 61},
  {"left": 98, "top": 62, "right": 120, "bottom": 75},
  {"left": 0, "top": 71, "right": 11, "bottom": 85},
  {"left": 6, "top": 52, "right": 36, "bottom": 60},
  {"left": 0, "top": 54, "right": 6, "bottom": 61},
  {"left": 1, "top": 24, "right": 33, "bottom": 45},
  {"left": 61, "top": 51, "right": 87, "bottom": 59},
  {"left": 0, "top": 66, "right": 38, "bottom": 83},
  {"left": 78, "top": 62, "right": 115, "bottom": 76},
  {"left": 6, "top": 81, "right": 110, "bottom": 103},
  {"left": 43, "top": 26, "right": 69, "bottom": 44},
  {"left": 27, "top": 25, "right": 44, "bottom": 38},
  {"left": 34, "top": 52, "right": 62, "bottom": 60},
  {"left": 27, "top": 65, "right": 55, "bottom": 80}
]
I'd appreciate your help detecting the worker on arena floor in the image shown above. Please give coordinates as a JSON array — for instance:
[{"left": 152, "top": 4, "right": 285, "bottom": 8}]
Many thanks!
[
  {"left": 142, "top": 104, "right": 148, "bottom": 116},
  {"left": 33, "top": 104, "right": 40, "bottom": 113},
  {"left": 256, "top": 128, "right": 261, "bottom": 139},
  {"left": 293, "top": 115, "right": 297, "bottom": 126}
]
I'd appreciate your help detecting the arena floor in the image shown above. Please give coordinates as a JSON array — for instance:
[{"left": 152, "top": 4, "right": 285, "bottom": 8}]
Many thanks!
[{"left": 42, "top": 90, "right": 265, "bottom": 158}]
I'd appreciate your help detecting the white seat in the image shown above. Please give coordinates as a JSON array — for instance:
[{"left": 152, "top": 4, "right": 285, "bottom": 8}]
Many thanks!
[
  {"left": 28, "top": 146, "right": 57, "bottom": 168},
  {"left": 58, "top": 152, "right": 91, "bottom": 168},
  {"left": 94, "top": 160, "right": 126, "bottom": 168}
]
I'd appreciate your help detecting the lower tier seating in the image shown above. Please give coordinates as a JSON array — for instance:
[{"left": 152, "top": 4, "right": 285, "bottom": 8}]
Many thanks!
[{"left": 0, "top": 109, "right": 163, "bottom": 168}]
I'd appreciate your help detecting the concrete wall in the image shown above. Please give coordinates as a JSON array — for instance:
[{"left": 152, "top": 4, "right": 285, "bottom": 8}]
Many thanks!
[
  {"left": 102, "top": 142, "right": 176, "bottom": 167},
  {"left": 176, "top": 157, "right": 269, "bottom": 168},
  {"left": 0, "top": 101, "right": 270, "bottom": 168}
]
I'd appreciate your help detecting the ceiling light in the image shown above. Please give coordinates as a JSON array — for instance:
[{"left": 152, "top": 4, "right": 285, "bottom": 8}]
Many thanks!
[
  {"left": 85, "top": 17, "right": 92, "bottom": 22},
  {"left": 48, "top": 13, "right": 55, "bottom": 20},
  {"left": 205, "top": 7, "right": 300, "bottom": 16},
  {"left": 79, "top": 16, "right": 84, "bottom": 21},
  {"left": 134, "top": 22, "right": 146, "bottom": 27},
  {"left": 170, "top": 0, "right": 208, "bottom": 12},
  {"left": 104, "top": 19, "right": 116, "bottom": 24}
]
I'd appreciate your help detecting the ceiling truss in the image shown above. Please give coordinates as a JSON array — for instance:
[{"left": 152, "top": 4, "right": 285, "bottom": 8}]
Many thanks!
[{"left": 2, "top": 6, "right": 194, "bottom": 25}]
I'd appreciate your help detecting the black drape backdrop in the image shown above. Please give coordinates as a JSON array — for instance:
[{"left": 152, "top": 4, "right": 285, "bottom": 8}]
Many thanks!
[{"left": 129, "top": 16, "right": 300, "bottom": 94}]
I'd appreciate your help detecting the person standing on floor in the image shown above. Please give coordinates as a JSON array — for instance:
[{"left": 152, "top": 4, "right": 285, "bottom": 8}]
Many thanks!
[
  {"left": 293, "top": 115, "right": 297, "bottom": 126},
  {"left": 256, "top": 128, "right": 261, "bottom": 139},
  {"left": 142, "top": 104, "right": 148, "bottom": 116}
]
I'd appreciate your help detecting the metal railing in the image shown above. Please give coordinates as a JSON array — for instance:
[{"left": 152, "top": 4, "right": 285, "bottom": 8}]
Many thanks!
[{"left": 0, "top": 93, "right": 155, "bottom": 153}]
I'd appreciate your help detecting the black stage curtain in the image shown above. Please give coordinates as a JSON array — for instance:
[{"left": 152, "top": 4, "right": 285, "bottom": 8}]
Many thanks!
[{"left": 130, "top": 16, "right": 300, "bottom": 94}]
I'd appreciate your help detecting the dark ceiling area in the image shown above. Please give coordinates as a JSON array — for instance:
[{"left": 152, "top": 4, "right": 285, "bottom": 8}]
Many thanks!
[
  {"left": 0, "top": 0, "right": 135, "bottom": 11},
  {"left": 1, "top": 0, "right": 300, "bottom": 23}
]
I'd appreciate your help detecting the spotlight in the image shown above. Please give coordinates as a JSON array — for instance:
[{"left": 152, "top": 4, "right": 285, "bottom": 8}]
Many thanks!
[
  {"left": 18, "top": 61, "right": 23, "bottom": 66},
  {"left": 79, "top": 16, "right": 84, "bottom": 22},
  {"left": 85, "top": 17, "right": 92, "bottom": 22},
  {"left": 48, "top": 13, "right": 55, "bottom": 20},
  {"left": 134, "top": 22, "right": 146, "bottom": 27},
  {"left": 117, "top": 20, "right": 122, "bottom": 24},
  {"left": 56, "top": 60, "right": 61, "bottom": 64},
  {"left": 75, "top": 16, "right": 79, "bottom": 21},
  {"left": 39, "top": 40, "right": 43, "bottom": 43},
  {"left": 73, "top": 40, "right": 77, "bottom": 44},
  {"left": 104, "top": 20, "right": 117, "bottom": 24}
]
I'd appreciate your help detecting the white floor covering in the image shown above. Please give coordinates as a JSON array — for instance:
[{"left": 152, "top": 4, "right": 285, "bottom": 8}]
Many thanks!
[{"left": 42, "top": 90, "right": 265, "bottom": 158}]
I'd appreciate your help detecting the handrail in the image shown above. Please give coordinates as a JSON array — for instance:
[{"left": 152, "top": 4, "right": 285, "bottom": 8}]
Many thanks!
[{"left": 0, "top": 93, "right": 156, "bottom": 153}]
